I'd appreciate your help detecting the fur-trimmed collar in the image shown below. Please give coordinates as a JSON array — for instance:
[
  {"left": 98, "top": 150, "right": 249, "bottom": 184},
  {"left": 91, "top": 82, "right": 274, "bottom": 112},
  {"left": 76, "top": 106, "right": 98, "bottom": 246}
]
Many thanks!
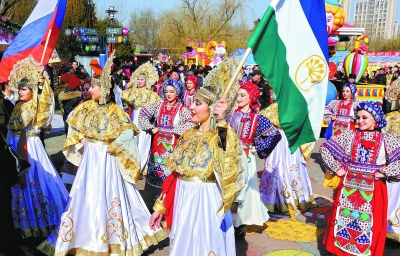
[{"left": 58, "top": 90, "right": 82, "bottom": 101}]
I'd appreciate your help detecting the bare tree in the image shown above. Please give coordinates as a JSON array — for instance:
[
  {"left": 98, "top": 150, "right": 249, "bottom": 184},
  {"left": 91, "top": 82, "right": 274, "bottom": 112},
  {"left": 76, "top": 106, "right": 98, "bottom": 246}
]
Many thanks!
[
  {"left": 167, "top": 0, "right": 247, "bottom": 41},
  {"left": 129, "top": 8, "right": 160, "bottom": 53}
]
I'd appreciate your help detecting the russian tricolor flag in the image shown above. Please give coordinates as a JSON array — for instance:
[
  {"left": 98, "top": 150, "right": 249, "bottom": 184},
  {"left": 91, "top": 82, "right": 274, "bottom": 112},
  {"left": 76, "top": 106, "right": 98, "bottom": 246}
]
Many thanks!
[{"left": 0, "top": 0, "right": 67, "bottom": 82}]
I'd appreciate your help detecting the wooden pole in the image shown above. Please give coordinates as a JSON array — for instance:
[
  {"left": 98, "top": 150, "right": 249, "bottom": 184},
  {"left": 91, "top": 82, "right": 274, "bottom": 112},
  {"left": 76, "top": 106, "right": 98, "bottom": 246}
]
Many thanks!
[
  {"left": 221, "top": 47, "right": 252, "bottom": 99},
  {"left": 41, "top": 29, "right": 52, "bottom": 64}
]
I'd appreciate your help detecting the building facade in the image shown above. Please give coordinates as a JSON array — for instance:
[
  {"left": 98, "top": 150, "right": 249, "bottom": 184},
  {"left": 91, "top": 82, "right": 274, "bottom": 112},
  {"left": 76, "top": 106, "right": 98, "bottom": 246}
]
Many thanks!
[
  {"left": 340, "top": 0, "right": 351, "bottom": 24},
  {"left": 394, "top": 21, "right": 400, "bottom": 38},
  {"left": 353, "top": 0, "right": 397, "bottom": 39}
]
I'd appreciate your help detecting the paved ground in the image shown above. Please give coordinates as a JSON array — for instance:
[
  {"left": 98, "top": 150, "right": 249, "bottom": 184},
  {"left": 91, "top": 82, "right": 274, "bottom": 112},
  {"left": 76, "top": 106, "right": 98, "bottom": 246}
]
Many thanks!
[{"left": 3, "top": 122, "right": 400, "bottom": 255}]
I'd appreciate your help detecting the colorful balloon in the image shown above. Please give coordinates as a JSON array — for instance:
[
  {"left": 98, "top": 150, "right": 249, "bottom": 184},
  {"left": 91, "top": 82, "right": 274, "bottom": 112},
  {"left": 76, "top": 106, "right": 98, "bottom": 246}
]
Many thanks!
[
  {"left": 343, "top": 52, "right": 368, "bottom": 83},
  {"left": 325, "top": 81, "right": 337, "bottom": 105},
  {"left": 122, "top": 28, "right": 129, "bottom": 35}
]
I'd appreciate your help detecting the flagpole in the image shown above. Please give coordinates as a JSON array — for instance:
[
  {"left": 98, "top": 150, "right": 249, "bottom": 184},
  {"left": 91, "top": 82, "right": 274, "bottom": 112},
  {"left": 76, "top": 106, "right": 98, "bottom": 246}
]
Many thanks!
[
  {"left": 40, "top": 29, "right": 52, "bottom": 64},
  {"left": 221, "top": 47, "right": 252, "bottom": 99}
]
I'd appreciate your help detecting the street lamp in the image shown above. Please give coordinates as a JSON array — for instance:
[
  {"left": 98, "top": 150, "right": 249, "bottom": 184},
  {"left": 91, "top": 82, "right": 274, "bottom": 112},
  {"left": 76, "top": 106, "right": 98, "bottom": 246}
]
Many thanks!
[
  {"left": 105, "top": 6, "right": 118, "bottom": 57},
  {"left": 105, "top": 6, "right": 118, "bottom": 27}
]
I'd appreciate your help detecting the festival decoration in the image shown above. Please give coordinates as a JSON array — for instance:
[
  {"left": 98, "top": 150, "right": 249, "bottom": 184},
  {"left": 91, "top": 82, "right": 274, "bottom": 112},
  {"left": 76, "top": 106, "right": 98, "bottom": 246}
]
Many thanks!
[
  {"left": 183, "top": 39, "right": 228, "bottom": 67},
  {"left": 343, "top": 35, "right": 369, "bottom": 82},
  {"left": 48, "top": 49, "right": 61, "bottom": 63},
  {"left": 326, "top": 0, "right": 345, "bottom": 80},
  {"left": 0, "top": 16, "right": 22, "bottom": 33},
  {"left": 325, "top": 0, "right": 345, "bottom": 34},
  {"left": 212, "top": 43, "right": 227, "bottom": 68},
  {"left": 325, "top": 81, "right": 337, "bottom": 105}
]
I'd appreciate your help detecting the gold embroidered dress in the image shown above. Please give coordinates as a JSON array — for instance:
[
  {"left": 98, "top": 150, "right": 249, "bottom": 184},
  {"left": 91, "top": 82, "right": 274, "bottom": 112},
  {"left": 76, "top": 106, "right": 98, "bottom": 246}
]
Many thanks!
[
  {"left": 8, "top": 56, "right": 68, "bottom": 239},
  {"left": 165, "top": 123, "right": 246, "bottom": 255},
  {"left": 38, "top": 100, "right": 167, "bottom": 255}
]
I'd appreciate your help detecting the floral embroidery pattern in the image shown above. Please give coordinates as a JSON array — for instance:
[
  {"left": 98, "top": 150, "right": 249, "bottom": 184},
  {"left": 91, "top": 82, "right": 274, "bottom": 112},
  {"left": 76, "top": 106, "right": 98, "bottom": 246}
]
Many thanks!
[
  {"left": 54, "top": 206, "right": 74, "bottom": 242},
  {"left": 101, "top": 197, "right": 129, "bottom": 243}
]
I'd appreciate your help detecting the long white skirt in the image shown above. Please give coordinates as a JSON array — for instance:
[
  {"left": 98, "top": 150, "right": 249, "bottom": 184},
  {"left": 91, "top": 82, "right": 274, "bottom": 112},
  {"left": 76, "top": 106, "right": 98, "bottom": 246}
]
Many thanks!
[
  {"left": 387, "top": 183, "right": 400, "bottom": 241},
  {"left": 10, "top": 135, "right": 68, "bottom": 238},
  {"left": 260, "top": 131, "right": 314, "bottom": 215},
  {"left": 131, "top": 108, "right": 151, "bottom": 172},
  {"left": 232, "top": 153, "right": 269, "bottom": 226},
  {"left": 44, "top": 141, "right": 166, "bottom": 255},
  {"left": 169, "top": 179, "right": 235, "bottom": 256}
]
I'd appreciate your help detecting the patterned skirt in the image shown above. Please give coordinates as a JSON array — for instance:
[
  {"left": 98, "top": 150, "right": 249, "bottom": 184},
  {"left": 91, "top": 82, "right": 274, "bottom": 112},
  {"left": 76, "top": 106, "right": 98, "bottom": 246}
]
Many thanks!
[{"left": 10, "top": 135, "right": 69, "bottom": 239}]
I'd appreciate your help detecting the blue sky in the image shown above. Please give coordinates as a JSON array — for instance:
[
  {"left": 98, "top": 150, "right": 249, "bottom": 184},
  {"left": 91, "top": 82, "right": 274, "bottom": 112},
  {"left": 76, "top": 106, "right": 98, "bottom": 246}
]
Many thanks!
[{"left": 94, "top": 0, "right": 400, "bottom": 27}]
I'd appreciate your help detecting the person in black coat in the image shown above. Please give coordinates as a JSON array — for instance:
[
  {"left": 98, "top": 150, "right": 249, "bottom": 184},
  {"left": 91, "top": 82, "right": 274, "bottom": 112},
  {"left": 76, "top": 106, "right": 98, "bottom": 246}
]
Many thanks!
[
  {"left": 0, "top": 81, "right": 16, "bottom": 137},
  {"left": 0, "top": 80, "right": 22, "bottom": 254},
  {"left": 251, "top": 70, "right": 270, "bottom": 110}
]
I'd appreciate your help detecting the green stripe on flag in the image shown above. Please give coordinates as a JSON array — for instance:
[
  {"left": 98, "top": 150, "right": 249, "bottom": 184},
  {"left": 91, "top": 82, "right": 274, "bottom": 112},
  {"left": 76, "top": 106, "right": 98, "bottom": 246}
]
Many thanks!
[{"left": 247, "top": 6, "right": 314, "bottom": 153}]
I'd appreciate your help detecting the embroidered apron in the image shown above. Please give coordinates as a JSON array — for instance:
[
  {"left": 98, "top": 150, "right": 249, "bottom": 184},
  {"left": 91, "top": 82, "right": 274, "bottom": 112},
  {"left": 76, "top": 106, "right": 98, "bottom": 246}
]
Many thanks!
[
  {"left": 151, "top": 102, "right": 182, "bottom": 180},
  {"left": 334, "top": 131, "right": 382, "bottom": 255},
  {"left": 333, "top": 100, "right": 355, "bottom": 136}
]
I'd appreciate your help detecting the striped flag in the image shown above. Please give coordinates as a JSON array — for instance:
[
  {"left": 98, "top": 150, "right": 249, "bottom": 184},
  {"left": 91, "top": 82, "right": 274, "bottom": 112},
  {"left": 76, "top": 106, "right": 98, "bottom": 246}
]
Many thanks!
[
  {"left": 0, "top": 0, "right": 67, "bottom": 82},
  {"left": 247, "top": 0, "right": 328, "bottom": 152}
]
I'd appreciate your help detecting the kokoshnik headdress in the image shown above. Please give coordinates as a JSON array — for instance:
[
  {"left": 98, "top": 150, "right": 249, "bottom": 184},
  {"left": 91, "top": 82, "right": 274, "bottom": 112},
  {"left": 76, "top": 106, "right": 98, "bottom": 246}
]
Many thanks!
[
  {"left": 201, "top": 55, "right": 241, "bottom": 131},
  {"left": 130, "top": 61, "right": 158, "bottom": 89},
  {"left": 9, "top": 55, "right": 49, "bottom": 91},
  {"left": 92, "top": 50, "right": 115, "bottom": 105}
]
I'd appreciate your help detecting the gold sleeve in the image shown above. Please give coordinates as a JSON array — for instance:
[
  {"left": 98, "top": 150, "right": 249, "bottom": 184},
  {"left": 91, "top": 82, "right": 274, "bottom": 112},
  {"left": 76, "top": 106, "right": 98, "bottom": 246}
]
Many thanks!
[
  {"left": 63, "top": 126, "right": 85, "bottom": 166},
  {"left": 35, "top": 77, "right": 54, "bottom": 131},
  {"left": 215, "top": 121, "right": 245, "bottom": 216}
]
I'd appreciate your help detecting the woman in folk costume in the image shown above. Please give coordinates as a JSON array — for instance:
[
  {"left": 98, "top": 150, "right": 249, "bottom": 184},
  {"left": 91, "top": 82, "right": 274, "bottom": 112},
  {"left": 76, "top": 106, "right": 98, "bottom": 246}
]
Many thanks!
[
  {"left": 259, "top": 103, "right": 316, "bottom": 217},
  {"left": 324, "top": 80, "right": 359, "bottom": 137},
  {"left": 183, "top": 75, "right": 198, "bottom": 108},
  {"left": 320, "top": 101, "right": 400, "bottom": 256},
  {"left": 122, "top": 62, "right": 162, "bottom": 175},
  {"left": 149, "top": 85, "right": 247, "bottom": 255},
  {"left": 139, "top": 79, "right": 195, "bottom": 188},
  {"left": 37, "top": 52, "right": 167, "bottom": 255},
  {"left": 7, "top": 56, "right": 68, "bottom": 239},
  {"left": 227, "top": 81, "right": 281, "bottom": 237}
]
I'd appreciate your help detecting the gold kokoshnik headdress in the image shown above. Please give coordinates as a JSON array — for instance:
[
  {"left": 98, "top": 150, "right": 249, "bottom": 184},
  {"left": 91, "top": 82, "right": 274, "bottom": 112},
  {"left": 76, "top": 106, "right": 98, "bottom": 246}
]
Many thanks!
[
  {"left": 92, "top": 50, "right": 115, "bottom": 104},
  {"left": 199, "top": 55, "right": 241, "bottom": 131},
  {"left": 9, "top": 55, "right": 49, "bottom": 90},
  {"left": 130, "top": 61, "right": 158, "bottom": 89}
]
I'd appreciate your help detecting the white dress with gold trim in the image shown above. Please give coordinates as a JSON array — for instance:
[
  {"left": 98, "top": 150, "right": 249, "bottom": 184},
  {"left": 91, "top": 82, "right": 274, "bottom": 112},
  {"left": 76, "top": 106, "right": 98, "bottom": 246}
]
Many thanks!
[{"left": 37, "top": 100, "right": 167, "bottom": 255}]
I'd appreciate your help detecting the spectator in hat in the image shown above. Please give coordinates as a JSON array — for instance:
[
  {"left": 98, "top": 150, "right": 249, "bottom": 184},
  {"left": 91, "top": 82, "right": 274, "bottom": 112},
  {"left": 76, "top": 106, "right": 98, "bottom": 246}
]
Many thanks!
[
  {"left": 347, "top": 73, "right": 356, "bottom": 84},
  {"left": 341, "top": 73, "right": 357, "bottom": 100},
  {"left": 251, "top": 70, "right": 270, "bottom": 110},
  {"left": 58, "top": 72, "right": 86, "bottom": 135}
]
